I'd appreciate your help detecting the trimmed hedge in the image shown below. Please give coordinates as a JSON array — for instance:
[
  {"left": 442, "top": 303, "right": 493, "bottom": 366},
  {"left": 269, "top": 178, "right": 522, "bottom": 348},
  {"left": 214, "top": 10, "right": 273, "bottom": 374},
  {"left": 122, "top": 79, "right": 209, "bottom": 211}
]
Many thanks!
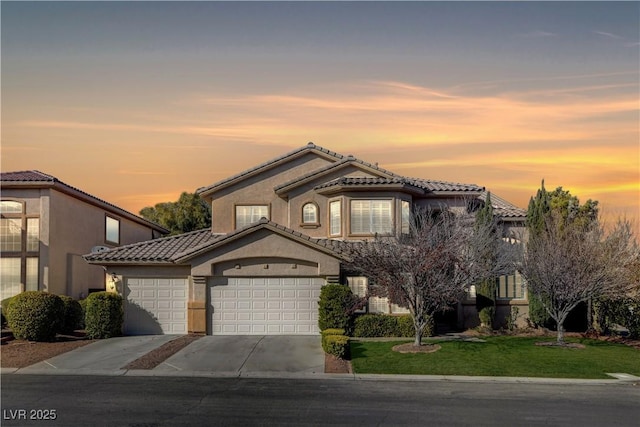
[
  {"left": 85, "top": 292, "right": 123, "bottom": 339},
  {"left": 58, "top": 295, "right": 84, "bottom": 334},
  {"left": 1, "top": 295, "right": 17, "bottom": 326},
  {"left": 321, "top": 328, "right": 346, "bottom": 337},
  {"left": 353, "top": 314, "right": 433, "bottom": 338},
  {"left": 318, "top": 284, "right": 356, "bottom": 334},
  {"left": 322, "top": 334, "right": 350, "bottom": 359},
  {"left": 78, "top": 298, "right": 88, "bottom": 330},
  {"left": 6, "top": 291, "right": 64, "bottom": 342}
]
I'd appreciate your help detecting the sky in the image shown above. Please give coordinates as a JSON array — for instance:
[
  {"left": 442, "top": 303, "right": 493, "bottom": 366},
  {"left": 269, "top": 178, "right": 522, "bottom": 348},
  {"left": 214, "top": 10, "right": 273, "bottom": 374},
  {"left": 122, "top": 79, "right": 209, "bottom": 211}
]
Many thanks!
[{"left": 2, "top": 1, "right": 639, "bottom": 229}]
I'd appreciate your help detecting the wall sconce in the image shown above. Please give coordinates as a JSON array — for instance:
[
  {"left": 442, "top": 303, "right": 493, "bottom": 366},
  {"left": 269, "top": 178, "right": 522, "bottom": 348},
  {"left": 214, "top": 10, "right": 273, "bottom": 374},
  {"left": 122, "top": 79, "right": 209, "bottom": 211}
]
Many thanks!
[
  {"left": 264, "top": 264, "right": 269, "bottom": 269},
  {"left": 234, "top": 264, "right": 241, "bottom": 269},
  {"left": 291, "top": 264, "right": 297, "bottom": 269}
]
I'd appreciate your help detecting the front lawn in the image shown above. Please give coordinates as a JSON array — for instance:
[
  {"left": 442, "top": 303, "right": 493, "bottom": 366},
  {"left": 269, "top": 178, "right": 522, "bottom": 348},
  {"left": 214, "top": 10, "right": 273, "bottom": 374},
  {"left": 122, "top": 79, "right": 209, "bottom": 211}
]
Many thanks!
[{"left": 350, "top": 336, "right": 640, "bottom": 379}]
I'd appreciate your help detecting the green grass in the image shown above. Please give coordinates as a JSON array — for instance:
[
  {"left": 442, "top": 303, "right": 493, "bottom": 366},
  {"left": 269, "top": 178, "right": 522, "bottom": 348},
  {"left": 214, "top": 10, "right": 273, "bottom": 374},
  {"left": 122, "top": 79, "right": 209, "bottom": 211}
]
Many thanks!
[{"left": 350, "top": 336, "right": 640, "bottom": 379}]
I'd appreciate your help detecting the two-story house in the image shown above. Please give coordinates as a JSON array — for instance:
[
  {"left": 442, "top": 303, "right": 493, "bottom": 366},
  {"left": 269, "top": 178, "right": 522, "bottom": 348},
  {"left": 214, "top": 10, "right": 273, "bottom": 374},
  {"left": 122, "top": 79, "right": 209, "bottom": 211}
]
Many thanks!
[
  {"left": 0, "top": 171, "right": 168, "bottom": 301},
  {"left": 85, "top": 143, "right": 527, "bottom": 335}
]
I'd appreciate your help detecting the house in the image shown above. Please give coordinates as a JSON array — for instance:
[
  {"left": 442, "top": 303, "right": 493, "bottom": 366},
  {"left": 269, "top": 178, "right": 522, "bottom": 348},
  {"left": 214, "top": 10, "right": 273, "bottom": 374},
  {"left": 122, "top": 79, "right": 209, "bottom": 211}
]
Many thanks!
[
  {"left": 0, "top": 170, "right": 168, "bottom": 301},
  {"left": 85, "top": 143, "right": 527, "bottom": 335}
]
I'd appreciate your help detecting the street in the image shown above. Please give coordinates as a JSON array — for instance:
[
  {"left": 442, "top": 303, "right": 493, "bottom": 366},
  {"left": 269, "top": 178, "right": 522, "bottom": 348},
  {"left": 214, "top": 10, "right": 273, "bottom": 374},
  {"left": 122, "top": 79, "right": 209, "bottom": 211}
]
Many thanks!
[{"left": 1, "top": 375, "right": 639, "bottom": 426}]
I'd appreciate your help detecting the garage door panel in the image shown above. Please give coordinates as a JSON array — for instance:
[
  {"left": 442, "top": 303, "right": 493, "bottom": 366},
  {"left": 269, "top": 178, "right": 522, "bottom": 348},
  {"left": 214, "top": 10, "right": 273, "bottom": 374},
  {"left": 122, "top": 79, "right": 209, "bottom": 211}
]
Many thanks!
[
  {"left": 210, "top": 277, "right": 324, "bottom": 335},
  {"left": 124, "top": 278, "right": 188, "bottom": 335}
]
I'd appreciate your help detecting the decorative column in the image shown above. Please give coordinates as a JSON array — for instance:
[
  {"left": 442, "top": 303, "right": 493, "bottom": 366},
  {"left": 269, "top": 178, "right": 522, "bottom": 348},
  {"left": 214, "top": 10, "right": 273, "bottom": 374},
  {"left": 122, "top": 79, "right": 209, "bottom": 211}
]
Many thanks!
[{"left": 188, "top": 276, "right": 208, "bottom": 334}]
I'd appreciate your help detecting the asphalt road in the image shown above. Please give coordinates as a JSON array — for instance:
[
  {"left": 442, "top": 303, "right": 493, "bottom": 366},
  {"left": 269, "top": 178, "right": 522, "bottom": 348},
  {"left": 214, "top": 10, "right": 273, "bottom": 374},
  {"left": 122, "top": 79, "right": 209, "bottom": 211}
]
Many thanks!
[{"left": 2, "top": 375, "right": 639, "bottom": 426}]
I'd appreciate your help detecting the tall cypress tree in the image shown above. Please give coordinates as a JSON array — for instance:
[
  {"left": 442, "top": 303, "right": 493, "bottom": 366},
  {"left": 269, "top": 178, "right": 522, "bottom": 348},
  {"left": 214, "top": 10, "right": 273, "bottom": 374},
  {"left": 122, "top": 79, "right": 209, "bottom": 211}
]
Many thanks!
[{"left": 475, "top": 193, "right": 498, "bottom": 327}]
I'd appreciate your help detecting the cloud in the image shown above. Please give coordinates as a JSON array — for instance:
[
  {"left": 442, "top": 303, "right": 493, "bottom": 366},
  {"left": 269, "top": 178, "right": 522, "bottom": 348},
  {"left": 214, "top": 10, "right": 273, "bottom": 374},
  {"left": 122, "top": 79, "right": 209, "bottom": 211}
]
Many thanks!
[{"left": 593, "top": 30, "right": 622, "bottom": 39}]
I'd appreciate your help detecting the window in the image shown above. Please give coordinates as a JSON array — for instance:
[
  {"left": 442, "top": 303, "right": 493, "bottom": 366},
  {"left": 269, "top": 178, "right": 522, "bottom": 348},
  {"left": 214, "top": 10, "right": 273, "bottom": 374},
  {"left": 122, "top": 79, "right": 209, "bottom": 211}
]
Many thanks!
[
  {"left": 302, "top": 203, "right": 318, "bottom": 224},
  {"left": 350, "top": 200, "right": 392, "bottom": 235},
  {"left": 235, "top": 205, "right": 269, "bottom": 229},
  {"left": 105, "top": 216, "right": 120, "bottom": 245},
  {"left": 401, "top": 200, "right": 411, "bottom": 234},
  {"left": 347, "top": 276, "right": 409, "bottom": 315},
  {"left": 329, "top": 200, "right": 341, "bottom": 236},
  {"left": 497, "top": 272, "right": 525, "bottom": 299},
  {"left": 0, "top": 200, "right": 39, "bottom": 299}
]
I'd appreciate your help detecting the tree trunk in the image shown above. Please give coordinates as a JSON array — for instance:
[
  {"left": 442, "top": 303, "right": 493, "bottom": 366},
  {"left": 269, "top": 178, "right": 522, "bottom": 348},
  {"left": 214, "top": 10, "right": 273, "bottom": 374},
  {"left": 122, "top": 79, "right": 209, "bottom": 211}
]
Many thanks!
[
  {"left": 413, "top": 320, "right": 425, "bottom": 346},
  {"left": 556, "top": 323, "right": 565, "bottom": 344}
]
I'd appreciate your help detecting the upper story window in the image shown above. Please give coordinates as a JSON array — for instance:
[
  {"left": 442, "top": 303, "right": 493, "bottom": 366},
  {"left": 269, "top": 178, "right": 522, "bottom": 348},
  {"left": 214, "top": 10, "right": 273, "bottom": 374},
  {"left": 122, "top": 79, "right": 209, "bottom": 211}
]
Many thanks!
[
  {"left": 350, "top": 199, "right": 393, "bottom": 235},
  {"left": 235, "top": 205, "right": 269, "bottom": 229},
  {"left": 401, "top": 200, "right": 411, "bottom": 235},
  {"left": 497, "top": 272, "right": 526, "bottom": 300},
  {"left": 1, "top": 200, "right": 39, "bottom": 299},
  {"left": 329, "top": 200, "right": 341, "bottom": 236},
  {"left": 302, "top": 202, "right": 319, "bottom": 225},
  {"left": 105, "top": 216, "right": 120, "bottom": 245}
]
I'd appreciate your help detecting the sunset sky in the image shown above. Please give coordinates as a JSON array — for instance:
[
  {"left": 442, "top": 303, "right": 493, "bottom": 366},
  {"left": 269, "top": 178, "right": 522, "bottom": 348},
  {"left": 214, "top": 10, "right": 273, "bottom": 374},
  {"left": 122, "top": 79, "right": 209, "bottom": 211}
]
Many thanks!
[{"left": 2, "top": 2, "right": 639, "bottom": 227}]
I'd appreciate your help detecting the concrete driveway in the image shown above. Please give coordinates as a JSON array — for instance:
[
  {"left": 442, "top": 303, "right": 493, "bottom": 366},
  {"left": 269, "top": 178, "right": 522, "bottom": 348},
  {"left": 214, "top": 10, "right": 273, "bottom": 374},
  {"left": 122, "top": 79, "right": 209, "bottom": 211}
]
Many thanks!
[{"left": 154, "top": 336, "right": 324, "bottom": 375}]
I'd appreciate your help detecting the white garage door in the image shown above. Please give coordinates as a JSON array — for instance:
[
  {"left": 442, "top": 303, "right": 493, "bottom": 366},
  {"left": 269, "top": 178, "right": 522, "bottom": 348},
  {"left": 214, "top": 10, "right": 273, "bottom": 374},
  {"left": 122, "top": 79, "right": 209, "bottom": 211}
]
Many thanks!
[
  {"left": 210, "top": 277, "right": 324, "bottom": 335},
  {"left": 124, "top": 278, "right": 188, "bottom": 335}
]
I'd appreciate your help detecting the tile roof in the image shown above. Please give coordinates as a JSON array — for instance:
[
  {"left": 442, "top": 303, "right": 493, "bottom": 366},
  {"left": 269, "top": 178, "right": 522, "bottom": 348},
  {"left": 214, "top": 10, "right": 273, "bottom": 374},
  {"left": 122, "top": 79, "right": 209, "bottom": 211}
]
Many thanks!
[
  {"left": 197, "top": 142, "right": 345, "bottom": 196},
  {"left": 482, "top": 191, "right": 527, "bottom": 220},
  {"left": 1, "top": 170, "right": 169, "bottom": 233},
  {"left": 84, "top": 229, "right": 221, "bottom": 264},
  {"left": 172, "top": 218, "right": 349, "bottom": 262}
]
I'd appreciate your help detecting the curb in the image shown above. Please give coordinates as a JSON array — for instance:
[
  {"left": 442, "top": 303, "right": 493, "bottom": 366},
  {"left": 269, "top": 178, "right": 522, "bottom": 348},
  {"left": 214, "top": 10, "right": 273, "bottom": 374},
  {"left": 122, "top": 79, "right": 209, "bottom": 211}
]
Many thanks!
[{"left": 2, "top": 367, "right": 638, "bottom": 385}]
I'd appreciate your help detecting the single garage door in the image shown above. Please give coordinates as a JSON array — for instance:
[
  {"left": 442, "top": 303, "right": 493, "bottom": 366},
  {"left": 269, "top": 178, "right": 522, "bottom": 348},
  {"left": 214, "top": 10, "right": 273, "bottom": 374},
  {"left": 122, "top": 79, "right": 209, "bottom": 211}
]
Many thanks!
[
  {"left": 124, "top": 278, "right": 188, "bottom": 335},
  {"left": 210, "top": 277, "right": 324, "bottom": 335}
]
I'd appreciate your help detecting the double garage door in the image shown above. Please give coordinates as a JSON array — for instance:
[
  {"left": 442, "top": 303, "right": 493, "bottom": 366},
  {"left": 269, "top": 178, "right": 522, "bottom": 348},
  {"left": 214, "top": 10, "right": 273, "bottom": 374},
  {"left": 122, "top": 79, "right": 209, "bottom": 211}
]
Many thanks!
[
  {"left": 124, "top": 278, "right": 188, "bottom": 335},
  {"left": 210, "top": 277, "right": 324, "bottom": 335}
]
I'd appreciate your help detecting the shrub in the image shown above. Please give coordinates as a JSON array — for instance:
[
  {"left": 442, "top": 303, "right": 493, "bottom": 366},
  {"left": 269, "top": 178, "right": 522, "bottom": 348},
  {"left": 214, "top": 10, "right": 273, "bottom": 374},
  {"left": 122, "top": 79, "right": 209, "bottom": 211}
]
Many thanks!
[
  {"left": 322, "top": 334, "right": 350, "bottom": 359},
  {"left": 321, "top": 328, "right": 346, "bottom": 337},
  {"left": 78, "top": 298, "right": 88, "bottom": 329},
  {"left": 318, "top": 284, "right": 356, "bottom": 334},
  {"left": 478, "top": 306, "right": 495, "bottom": 329},
  {"left": 1, "top": 295, "right": 17, "bottom": 326},
  {"left": 6, "top": 291, "right": 64, "bottom": 342},
  {"left": 58, "top": 295, "right": 84, "bottom": 334},
  {"left": 85, "top": 292, "right": 123, "bottom": 339},
  {"left": 353, "top": 314, "right": 424, "bottom": 338}
]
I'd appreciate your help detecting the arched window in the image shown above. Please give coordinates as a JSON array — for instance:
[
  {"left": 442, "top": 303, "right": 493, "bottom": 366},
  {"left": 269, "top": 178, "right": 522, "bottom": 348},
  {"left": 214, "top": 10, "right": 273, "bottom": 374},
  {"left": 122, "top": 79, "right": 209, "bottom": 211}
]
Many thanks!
[{"left": 302, "top": 202, "right": 318, "bottom": 224}]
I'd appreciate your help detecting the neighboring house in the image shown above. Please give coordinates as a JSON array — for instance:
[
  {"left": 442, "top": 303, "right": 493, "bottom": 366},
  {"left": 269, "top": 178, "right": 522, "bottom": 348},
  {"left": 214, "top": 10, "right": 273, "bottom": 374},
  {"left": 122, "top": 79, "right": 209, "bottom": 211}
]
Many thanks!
[
  {"left": 0, "top": 170, "right": 168, "bottom": 301},
  {"left": 85, "top": 143, "right": 527, "bottom": 335}
]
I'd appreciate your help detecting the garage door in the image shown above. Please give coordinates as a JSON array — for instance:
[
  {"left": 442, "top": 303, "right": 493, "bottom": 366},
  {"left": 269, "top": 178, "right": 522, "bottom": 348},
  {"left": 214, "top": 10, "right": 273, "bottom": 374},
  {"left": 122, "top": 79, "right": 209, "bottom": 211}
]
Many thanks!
[
  {"left": 210, "top": 277, "right": 324, "bottom": 335},
  {"left": 124, "top": 278, "right": 188, "bottom": 335}
]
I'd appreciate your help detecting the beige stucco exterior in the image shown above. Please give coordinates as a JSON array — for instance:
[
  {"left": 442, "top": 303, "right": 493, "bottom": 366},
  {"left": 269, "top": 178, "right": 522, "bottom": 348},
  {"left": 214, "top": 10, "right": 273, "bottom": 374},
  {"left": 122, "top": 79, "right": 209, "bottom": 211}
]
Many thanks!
[{"left": 1, "top": 179, "right": 167, "bottom": 299}]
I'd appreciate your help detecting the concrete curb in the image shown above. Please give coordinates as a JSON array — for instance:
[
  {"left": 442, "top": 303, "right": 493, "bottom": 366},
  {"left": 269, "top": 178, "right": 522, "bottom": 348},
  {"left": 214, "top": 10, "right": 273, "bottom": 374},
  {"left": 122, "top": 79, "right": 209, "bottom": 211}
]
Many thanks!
[{"left": 3, "top": 367, "right": 638, "bottom": 385}]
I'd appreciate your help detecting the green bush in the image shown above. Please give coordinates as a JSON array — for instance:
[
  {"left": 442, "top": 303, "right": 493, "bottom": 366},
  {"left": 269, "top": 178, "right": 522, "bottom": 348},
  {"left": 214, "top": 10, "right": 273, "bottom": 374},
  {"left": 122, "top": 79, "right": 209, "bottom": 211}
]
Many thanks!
[
  {"left": 85, "top": 292, "right": 123, "bottom": 339},
  {"left": 478, "top": 306, "right": 495, "bottom": 328},
  {"left": 58, "top": 295, "right": 84, "bottom": 334},
  {"left": 1, "top": 295, "right": 17, "bottom": 326},
  {"left": 595, "top": 297, "right": 640, "bottom": 339},
  {"left": 322, "top": 334, "right": 350, "bottom": 359},
  {"left": 6, "top": 291, "right": 64, "bottom": 342},
  {"left": 318, "top": 284, "right": 356, "bottom": 334},
  {"left": 78, "top": 298, "right": 88, "bottom": 329},
  {"left": 353, "top": 314, "right": 424, "bottom": 338}
]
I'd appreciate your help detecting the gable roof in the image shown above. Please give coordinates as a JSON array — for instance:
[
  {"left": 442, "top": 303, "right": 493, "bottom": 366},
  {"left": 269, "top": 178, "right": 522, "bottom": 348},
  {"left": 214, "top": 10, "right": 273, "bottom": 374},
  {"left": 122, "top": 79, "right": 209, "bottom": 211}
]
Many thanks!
[
  {"left": 274, "top": 156, "right": 400, "bottom": 195},
  {"left": 84, "top": 219, "right": 349, "bottom": 265},
  {"left": 83, "top": 228, "right": 222, "bottom": 264},
  {"left": 1, "top": 170, "right": 169, "bottom": 233},
  {"left": 196, "top": 142, "right": 345, "bottom": 197}
]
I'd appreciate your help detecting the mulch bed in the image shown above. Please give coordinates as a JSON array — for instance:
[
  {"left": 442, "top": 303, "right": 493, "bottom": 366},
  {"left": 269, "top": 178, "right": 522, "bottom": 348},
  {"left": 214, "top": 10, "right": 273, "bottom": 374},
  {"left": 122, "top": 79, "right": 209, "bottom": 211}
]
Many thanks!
[
  {"left": 325, "top": 353, "right": 351, "bottom": 374},
  {"left": 122, "top": 334, "right": 203, "bottom": 370},
  {"left": 1, "top": 332, "right": 94, "bottom": 369}
]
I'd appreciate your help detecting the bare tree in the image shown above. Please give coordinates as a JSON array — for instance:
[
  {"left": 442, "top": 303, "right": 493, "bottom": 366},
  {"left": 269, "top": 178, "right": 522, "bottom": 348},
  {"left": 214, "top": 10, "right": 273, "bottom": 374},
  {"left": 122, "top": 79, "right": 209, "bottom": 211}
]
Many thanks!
[
  {"left": 345, "top": 206, "right": 517, "bottom": 346},
  {"left": 520, "top": 214, "right": 637, "bottom": 344}
]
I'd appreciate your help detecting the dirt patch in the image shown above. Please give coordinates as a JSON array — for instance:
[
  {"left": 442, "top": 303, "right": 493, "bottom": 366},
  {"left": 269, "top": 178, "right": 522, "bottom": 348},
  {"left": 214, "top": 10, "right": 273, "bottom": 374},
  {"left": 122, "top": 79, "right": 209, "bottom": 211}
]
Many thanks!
[
  {"left": 324, "top": 353, "right": 351, "bottom": 374},
  {"left": 535, "top": 341, "right": 586, "bottom": 349},
  {"left": 123, "top": 334, "right": 202, "bottom": 370},
  {"left": 1, "top": 334, "right": 94, "bottom": 369},
  {"left": 392, "top": 343, "right": 442, "bottom": 353}
]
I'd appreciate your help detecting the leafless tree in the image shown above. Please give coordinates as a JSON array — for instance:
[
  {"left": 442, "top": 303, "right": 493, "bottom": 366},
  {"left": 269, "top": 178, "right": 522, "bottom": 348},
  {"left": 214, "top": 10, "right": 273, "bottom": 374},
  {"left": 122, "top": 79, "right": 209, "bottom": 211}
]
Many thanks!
[
  {"left": 345, "top": 206, "right": 518, "bottom": 346},
  {"left": 520, "top": 214, "right": 638, "bottom": 344}
]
